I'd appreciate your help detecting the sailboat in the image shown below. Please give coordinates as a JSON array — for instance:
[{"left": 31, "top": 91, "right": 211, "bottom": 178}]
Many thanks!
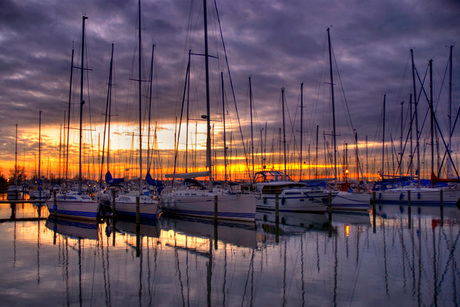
[
  {"left": 29, "top": 110, "right": 50, "bottom": 200},
  {"left": 322, "top": 28, "right": 371, "bottom": 211},
  {"left": 253, "top": 89, "right": 330, "bottom": 213},
  {"left": 160, "top": 0, "right": 256, "bottom": 222},
  {"left": 101, "top": 0, "right": 159, "bottom": 221},
  {"left": 7, "top": 124, "right": 22, "bottom": 200},
  {"left": 374, "top": 56, "right": 460, "bottom": 207},
  {"left": 46, "top": 16, "right": 100, "bottom": 221}
]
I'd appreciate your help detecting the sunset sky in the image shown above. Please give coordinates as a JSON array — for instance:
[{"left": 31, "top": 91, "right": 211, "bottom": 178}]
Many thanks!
[{"left": 1, "top": 0, "right": 459, "bottom": 182}]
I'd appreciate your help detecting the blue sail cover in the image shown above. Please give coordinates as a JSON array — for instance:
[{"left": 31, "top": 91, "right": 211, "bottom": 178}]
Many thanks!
[
  {"left": 105, "top": 171, "right": 124, "bottom": 185},
  {"left": 146, "top": 170, "right": 163, "bottom": 187}
]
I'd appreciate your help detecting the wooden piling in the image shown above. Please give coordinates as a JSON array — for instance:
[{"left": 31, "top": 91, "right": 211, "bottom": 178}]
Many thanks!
[
  {"left": 53, "top": 190, "right": 57, "bottom": 218},
  {"left": 136, "top": 196, "right": 140, "bottom": 224},
  {"left": 214, "top": 195, "right": 218, "bottom": 222}
]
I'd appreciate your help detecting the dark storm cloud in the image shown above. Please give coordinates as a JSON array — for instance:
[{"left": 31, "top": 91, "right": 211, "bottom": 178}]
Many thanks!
[{"left": 1, "top": 0, "right": 459, "bottom": 167}]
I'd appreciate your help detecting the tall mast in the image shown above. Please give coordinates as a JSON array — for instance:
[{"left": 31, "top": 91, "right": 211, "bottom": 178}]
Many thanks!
[
  {"left": 147, "top": 44, "right": 155, "bottom": 172},
  {"left": 66, "top": 48, "right": 74, "bottom": 183},
  {"left": 382, "top": 94, "right": 386, "bottom": 177},
  {"left": 327, "top": 28, "right": 337, "bottom": 187},
  {"left": 429, "top": 59, "right": 434, "bottom": 184},
  {"left": 203, "top": 0, "right": 212, "bottom": 183},
  {"left": 400, "top": 101, "right": 404, "bottom": 177},
  {"left": 138, "top": 0, "right": 143, "bottom": 194},
  {"left": 315, "top": 125, "right": 319, "bottom": 178},
  {"left": 14, "top": 124, "right": 18, "bottom": 186},
  {"left": 221, "top": 72, "right": 228, "bottom": 183},
  {"left": 185, "top": 50, "right": 191, "bottom": 173},
  {"left": 410, "top": 49, "right": 420, "bottom": 185},
  {"left": 300, "top": 82, "right": 304, "bottom": 180},
  {"left": 409, "top": 94, "right": 413, "bottom": 177},
  {"left": 355, "top": 130, "right": 359, "bottom": 182},
  {"left": 38, "top": 110, "right": 42, "bottom": 185},
  {"left": 101, "top": 43, "right": 114, "bottom": 185},
  {"left": 448, "top": 45, "right": 453, "bottom": 178},
  {"left": 249, "top": 76, "right": 254, "bottom": 179},
  {"left": 281, "top": 88, "right": 287, "bottom": 176},
  {"left": 79, "top": 16, "right": 88, "bottom": 193}
]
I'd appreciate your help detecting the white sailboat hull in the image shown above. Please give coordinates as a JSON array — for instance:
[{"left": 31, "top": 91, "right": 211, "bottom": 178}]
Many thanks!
[
  {"left": 331, "top": 191, "right": 371, "bottom": 211},
  {"left": 161, "top": 191, "right": 256, "bottom": 222},
  {"left": 113, "top": 194, "right": 158, "bottom": 220},
  {"left": 257, "top": 187, "right": 330, "bottom": 213},
  {"left": 46, "top": 193, "right": 100, "bottom": 221},
  {"left": 374, "top": 188, "right": 460, "bottom": 206}
]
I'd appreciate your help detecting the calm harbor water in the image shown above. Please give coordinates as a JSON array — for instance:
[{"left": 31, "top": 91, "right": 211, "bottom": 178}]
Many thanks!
[{"left": 0, "top": 199, "right": 459, "bottom": 306}]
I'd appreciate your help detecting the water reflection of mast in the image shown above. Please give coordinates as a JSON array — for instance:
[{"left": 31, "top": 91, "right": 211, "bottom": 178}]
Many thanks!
[
  {"left": 138, "top": 236, "right": 143, "bottom": 306},
  {"left": 417, "top": 211, "right": 421, "bottom": 306},
  {"left": 207, "top": 237, "right": 212, "bottom": 307},
  {"left": 301, "top": 235, "right": 305, "bottom": 307},
  {"left": 432, "top": 215, "right": 438, "bottom": 306},
  {"left": 13, "top": 218, "right": 16, "bottom": 268},
  {"left": 283, "top": 240, "right": 287, "bottom": 306},
  {"left": 242, "top": 248, "right": 255, "bottom": 306},
  {"left": 222, "top": 243, "right": 227, "bottom": 306},
  {"left": 65, "top": 237, "right": 70, "bottom": 306},
  {"left": 101, "top": 229, "right": 112, "bottom": 306},
  {"left": 78, "top": 239, "right": 82, "bottom": 307},
  {"left": 37, "top": 214, "right": 41, "bottom": 285},
  {"left": 382, "top": 218, "right": 389, "bottom": 295},
  {"left": 173, "top": 234, "right": 186, "bottom": 306},
  {"left": 333, "top": 230, "right": 338, "bottom": 306}
]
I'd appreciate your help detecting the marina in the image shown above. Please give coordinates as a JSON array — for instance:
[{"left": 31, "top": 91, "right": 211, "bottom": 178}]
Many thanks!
[
  {"left": 0, "top": 199, "right": 458, "bottom": 306},
  {"left": 1, "top": 0, "right": 460, "bottom": 306}
]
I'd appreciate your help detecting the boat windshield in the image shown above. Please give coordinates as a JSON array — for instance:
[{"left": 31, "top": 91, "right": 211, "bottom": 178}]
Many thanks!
[{"left": 254, "top": 171, "right": 292, "bottom": 183}]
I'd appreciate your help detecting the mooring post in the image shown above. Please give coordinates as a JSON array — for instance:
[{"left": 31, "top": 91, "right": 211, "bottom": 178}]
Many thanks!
[
  {"left": 275, "top": 194, "right": 279, "bottom": 221},
  {"left": 214, "top": 195, "right": 218, "bottom": 222},
  {"left": 136, "top": 196, "right": 140, "bottom": 225},
  {"left": 53, "top": 190, "right": 57, "bottom": 218}
]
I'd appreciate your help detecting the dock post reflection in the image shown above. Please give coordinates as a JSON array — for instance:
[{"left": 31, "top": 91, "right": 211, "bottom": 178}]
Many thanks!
[{"left": 10, "top": 202, "right": 16, "bottom": 220}]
